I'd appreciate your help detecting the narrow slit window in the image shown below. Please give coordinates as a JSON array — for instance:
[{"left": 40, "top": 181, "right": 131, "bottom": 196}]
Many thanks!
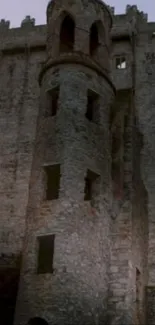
[
  {"left": 136, "top": 268, "right": 141, "bottom": 303},
  {"left": 47, "top": 87, "right": 59, "bottom": 117},
  {"left": 84, "top": 177, "right": 92, "bottom": 201},
  {"left": 37, "top": 235, "right": 55, "bottom": 274},
  {"left": 85, "top": 90, "right": 99, "bottom": 122},
  {"left": 116, "top": 56, "right": 127, "bottom": 69},
  {"left": 84, "top": 169, "right": 99, "bottom": 201},
  {"left": 44, "top": 164, "right": 60, "bottom": 200}
]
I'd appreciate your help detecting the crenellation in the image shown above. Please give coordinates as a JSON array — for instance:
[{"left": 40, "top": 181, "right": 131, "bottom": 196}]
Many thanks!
[
  {"left": 107, "top": 6, "right": 115, "bottom": 15},
  {"left": 0, "top": 19, "right": 10, "bottom": 31},
  {"left": 21, "top": 15, "right": 35, "bottom": 28},
  {"left": 126, "top": 4, "right": 148, "bottom": 23},
  {"left": 0, "top": 5, "right": 153, "bottom": 53}
]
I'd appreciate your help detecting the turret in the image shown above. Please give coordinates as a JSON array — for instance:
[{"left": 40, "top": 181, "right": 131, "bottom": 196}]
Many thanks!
[{"left": 14, "top": 1, "right": 115, "bottom": 324}]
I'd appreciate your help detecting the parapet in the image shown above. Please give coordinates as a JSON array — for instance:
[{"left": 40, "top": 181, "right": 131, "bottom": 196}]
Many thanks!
[
  {"left": 111, "top": 4, "right": 149, "bottom": 38},
  {"left": 107, "top": 6, "right": 115, "bottom": 16},
  {"left": 126, "top": 4, "right": 148, "bottom": 22},
  {"left": 0, "top": 4, "right": 150, "bottom": 33},
  {"left": 0, "top": 4, "right": 153, "bottom": 52},
  {"left": 0, "top": 19, "right": 10, "bottom": 31},
  {"left": 21, "top": 15, "right": 35, "bottom": 28}
]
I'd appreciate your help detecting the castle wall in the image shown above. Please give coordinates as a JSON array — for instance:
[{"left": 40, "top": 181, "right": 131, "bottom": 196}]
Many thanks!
[
  {"left": 131, "top": 126, "right": 148, "bottom": 324},
  {"left": 135, "top": 33, "right": 155, "bottom": 323},
  {"left": 0, "top": 48, "right": 45, "bottom": 325},
  {"left": 0, "top": 2, "right": 155, "bottom": 325},
  {"left": 0, "top": 50, "right": 45, "bottom": 256}
]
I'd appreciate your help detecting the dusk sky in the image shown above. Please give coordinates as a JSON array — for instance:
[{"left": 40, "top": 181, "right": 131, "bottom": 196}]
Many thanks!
[{"left": 0, "top": 0, "right": 154, "bottom": 27}]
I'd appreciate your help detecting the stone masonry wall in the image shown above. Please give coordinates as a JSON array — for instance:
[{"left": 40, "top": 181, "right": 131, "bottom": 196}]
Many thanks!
[
  {"left": 0, "top": 48, "right": 45, "bottom": 324},
  {"left": 108, "top": 90, "right": 133, "bottom": 325},
  {"left": 0, "top": 2, "right": 155, "bottom": 325},
  {"left": 131, "top": 126, "right": 148, "bottom": 324},
  {"left": 14, "top": 62, "right": 115, "bottom": 325},
  {"left": 135, "top": 25, "right": 155, "bottom": 323},
  {"left": 0, "top": 49, "right": 45, "bottom": 259}
]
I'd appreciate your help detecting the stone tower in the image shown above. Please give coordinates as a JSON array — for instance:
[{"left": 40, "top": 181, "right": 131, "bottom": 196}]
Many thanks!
[{"left": 14, "top": 0, "right": 115, "bottom": 324}]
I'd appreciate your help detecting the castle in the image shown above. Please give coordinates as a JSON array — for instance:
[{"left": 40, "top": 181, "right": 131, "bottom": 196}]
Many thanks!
[{"left": 0, "top": 0, "right": 155, "bottom": 324}]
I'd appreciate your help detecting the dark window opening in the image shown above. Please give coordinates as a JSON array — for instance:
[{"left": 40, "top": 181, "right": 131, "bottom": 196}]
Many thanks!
[
  {"left": 60, "top": 15, "right": 75, "bottom": 53},
  {"left": 28, "top": 317, "right": 48, "bottom": 325},
  {"left": 47, "top": 86, "right": 59, "bottom": 117},
  {"left": 85, "top": 90, "right": 99, "bottom": 122},
  {"left": 44, "top": 164, "right": 60, "bottom": 200},
  {"left": 0, "top": 267, "right": 20, "bottom": 325},
  {"left": 90, "top": 22, "right": 99, "bottom": 56},
  {"left": 115, "top": 56, "right": 127, "bottom": 69},
  {"left": 84, "top": 169, "right": 99, "bottom": 201},
  {"left": 135, "top": 268, "right": 141, "bottom": 323},
  {"left": 37, "top": 235, "right": 55, "bottom": 274},
  {"left": 84, "top": 177, "right": 92, "bottom": 201},
  {"left": 136, "top": 268, "right": 141, "bottom": 303}
]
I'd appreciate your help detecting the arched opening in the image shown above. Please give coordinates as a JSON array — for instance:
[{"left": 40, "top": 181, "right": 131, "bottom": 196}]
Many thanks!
[
  {"left": 89, "top": 21, "right": 105, "bottom": 61},
  {"left": 60, "top": 14, "right": 75, "bottom": 53},
  {"left": 28, "top": 317, "right": 48, "bottom": 325},
  {"left": 89, "top": 22, "right": 99, "bottom": 56}
]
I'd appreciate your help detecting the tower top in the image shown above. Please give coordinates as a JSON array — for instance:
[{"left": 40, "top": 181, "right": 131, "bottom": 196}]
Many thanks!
[{"left": 47, "top": 0, "right": 113, "bottom": 28}]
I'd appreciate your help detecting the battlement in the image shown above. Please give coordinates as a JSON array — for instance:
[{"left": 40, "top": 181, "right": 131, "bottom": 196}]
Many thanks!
[
  {"left": 104, "top": 4, "right": 148, "bottom": 22},
  {"left": 0, "top": 19, "right": 10, "bottom": 31},
  {"left": 0, "top": 5, "right": 152, "bottom": 31},
  {"left": 0, "top": 5, "right": 154, "bottom": 53},
  {"left": 0, "top": 15, "right": 36, "bottom": 32},
  {"left": 125, "top": 4, "right": 148, "bottom": 21},
  {"left": 21, "top": 15, "right": 35, "bottom": 28}
]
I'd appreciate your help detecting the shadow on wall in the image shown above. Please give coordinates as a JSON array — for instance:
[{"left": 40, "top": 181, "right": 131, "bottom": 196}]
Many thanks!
[
  {"left": 0, "top": 253, "right": 21, "bottom": 325},
  {"left": 26, "top": 293, "right": 109, "bottom": 325},
  {"left": 28, "top": 318, "right": 48, "bottom": 325}
]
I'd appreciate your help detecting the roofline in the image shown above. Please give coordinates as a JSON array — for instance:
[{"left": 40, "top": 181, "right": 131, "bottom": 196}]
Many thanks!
[
  {"left": 47, "top": 0, "right": 113, "bottom": 28},
  {"left": 94, "top": 0, "right": 113, "bottom": 28}
]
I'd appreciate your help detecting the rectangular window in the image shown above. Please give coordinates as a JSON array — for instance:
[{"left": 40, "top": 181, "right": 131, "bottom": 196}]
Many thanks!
[
  {"left": 115, "top": 56, "right": 127, "bottom": 69},
  {"left": 84, "top": 169, "right": 99, "bottom": 201},
  {"left": 47, "top": 86, "right": 59, "bottom": 116},
  {"left": 44, "top": 164, "right": 60, "bottom": 200},
  {"left": 37, "top": 234, "right": 55, "bottom": 274},
  {"left": 85, "top": 90, "right": 99, "bottom": 122}
]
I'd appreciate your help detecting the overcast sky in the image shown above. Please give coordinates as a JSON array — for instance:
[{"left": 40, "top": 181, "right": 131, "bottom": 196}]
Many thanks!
[{"left": 0, "top": 0, "right": 154, "bottom": 27}]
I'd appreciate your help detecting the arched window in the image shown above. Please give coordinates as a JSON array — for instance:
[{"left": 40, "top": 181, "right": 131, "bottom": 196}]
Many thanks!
[
  {"left": 89, "top": 21, "right": 105, "bottom": 59},
  {"left": 90, "top": 23, "right": 99, "bottom": 56},
  {"left": 60, "top": 14, "right": 75, "bottom": 53},
  {"left": 28, "top": 317, "right": 48, "bottom": 325}
]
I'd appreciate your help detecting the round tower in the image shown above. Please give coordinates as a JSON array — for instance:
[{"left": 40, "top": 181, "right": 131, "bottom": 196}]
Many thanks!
[{"left": 14, "top": 0, "right": 115, "bottom": 324}]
